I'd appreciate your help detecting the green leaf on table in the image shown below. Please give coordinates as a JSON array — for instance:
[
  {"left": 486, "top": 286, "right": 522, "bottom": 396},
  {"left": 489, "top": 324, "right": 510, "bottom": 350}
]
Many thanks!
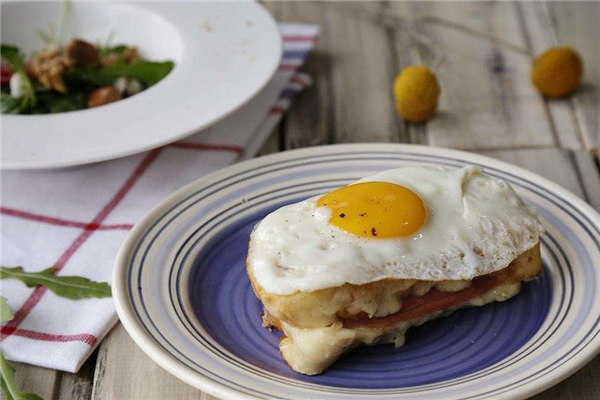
[
  {"left": 0, "top": 352, "right": 43, "bottom": 400},
  {"left": 66, "top": 60, "right": 174, "bottom": 86},
  {"left": 0, "top": 266, "right": 112, "bottom": 300},
  {"left": 0, "top": 297, "right": 13, "bottom": 324}
]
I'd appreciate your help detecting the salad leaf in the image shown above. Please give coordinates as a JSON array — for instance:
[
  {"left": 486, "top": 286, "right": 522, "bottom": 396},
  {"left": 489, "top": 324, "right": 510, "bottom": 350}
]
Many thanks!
[
  {"left": 1, "top": 92, "right": 29, "bottom": 114},
  {"left": 0, "top": 352, "right": 43, "bottom": 400},
  {"left": 0, "top": 297, "right": 13, "bottom": 324},
  {"left": 1, "top": 45, "right": 24, "bottom": 70},
  {"left": 67, "top": 60, "right": 174, "bottom": 86},
  {"left": 98, "top": 44, "right": 128, "bottom": 58},
  {"left": 108, "top": 45, "right": 128, "bottom": 54},
  {"left": 30, "top": 89, "right": 88, "bottom": 114},
  {"left": 1, "top": 45, "right": 37, "bottom": 111},
  {"left": 3, "top": 89, "right": 87, "bottom": 115},
  {"left": 0, "top": 266, "right": 112, "bottom": 300}
]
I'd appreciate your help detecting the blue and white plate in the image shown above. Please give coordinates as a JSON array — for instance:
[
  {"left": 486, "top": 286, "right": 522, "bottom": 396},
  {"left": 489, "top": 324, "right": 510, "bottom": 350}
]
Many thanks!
[{"left": 113, "top": 144, "right": 600, "bottom": 399}]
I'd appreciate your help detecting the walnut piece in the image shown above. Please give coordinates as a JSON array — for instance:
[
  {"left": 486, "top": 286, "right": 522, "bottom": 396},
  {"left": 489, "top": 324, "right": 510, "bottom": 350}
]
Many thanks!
[{"left": 30, "top": 46, "right": 68, "bottom": 93}]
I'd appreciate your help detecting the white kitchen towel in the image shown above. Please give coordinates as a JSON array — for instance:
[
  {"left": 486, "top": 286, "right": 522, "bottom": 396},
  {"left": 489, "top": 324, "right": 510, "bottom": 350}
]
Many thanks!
[{"left": 0, "top": 23, "right": 319, "bottom": 373}]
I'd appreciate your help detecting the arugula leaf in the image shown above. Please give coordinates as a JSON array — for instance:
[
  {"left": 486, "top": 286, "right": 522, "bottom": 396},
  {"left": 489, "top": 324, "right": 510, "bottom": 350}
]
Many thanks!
[
  {"left": 29, "top": 90, "right": 88, "bottom": 114},
  {"left": 0, "top": 266, "right": 111, "bottom": 300},
  {"left": 1, "top": 45, "right": 24, "bottom": 70},
  {"left": 98, "top": 44, "right": 128, "bottom": 58},
  {"left": 1, "top": 88, "right": 80, "bottom": 115},
  {"left": 67, "top": 61, "right": 174, "bottom": 85},
  {"left": 0, "top": 297, "right": 13, "bottom": 324},
  {"left": 1, "top": 92, "right": 28, "bottom": 114},
  {"left": 0, "top": 352, "right": 43, "bottom": 400},
  {"left": 1, "top": 45, "right": 37, "bottom": 112},
  {"left": 108, "top": 45, "right": 128, "bottom": 54}
]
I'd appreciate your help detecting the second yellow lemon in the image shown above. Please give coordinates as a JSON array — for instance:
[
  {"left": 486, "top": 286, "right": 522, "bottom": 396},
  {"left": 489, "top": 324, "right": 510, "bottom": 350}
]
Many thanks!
[
  {"left": 531, "top": 47, "right": 583, "bottom": 98},
  {"left": 393, "top": 66, "right": 440, "bottom": 123}
]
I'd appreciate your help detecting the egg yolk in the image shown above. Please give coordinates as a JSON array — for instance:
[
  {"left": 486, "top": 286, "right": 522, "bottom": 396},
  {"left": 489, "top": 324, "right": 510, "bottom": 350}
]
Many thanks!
[{"left": 316, "top": 182, "right": 427, "bottom": 238}]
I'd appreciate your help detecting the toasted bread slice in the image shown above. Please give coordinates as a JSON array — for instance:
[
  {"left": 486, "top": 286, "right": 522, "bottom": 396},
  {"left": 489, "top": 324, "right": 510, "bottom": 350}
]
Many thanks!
[{"left": 249, "top": 243, "right": 542, "bottom": 375}]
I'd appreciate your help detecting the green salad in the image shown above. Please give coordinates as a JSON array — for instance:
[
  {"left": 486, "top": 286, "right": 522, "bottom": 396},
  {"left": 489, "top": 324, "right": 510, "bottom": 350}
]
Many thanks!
[{"left": 1, "top": 39, "right": 174, "bottom": 114}]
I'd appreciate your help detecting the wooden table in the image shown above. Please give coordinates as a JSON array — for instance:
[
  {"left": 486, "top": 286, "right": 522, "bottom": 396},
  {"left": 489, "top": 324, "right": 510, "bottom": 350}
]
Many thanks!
[{"left": 15, "top": 2, "right": 600, "bottom": 399}]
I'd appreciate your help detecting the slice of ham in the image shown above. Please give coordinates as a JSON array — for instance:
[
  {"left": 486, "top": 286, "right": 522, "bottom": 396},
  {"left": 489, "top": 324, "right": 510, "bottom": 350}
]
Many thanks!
[{"left": 342, "top": 275, "right": 502, "bottom": 329}]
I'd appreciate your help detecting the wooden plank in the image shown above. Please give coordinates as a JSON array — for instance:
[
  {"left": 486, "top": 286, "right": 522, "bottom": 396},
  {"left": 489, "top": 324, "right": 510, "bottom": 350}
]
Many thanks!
[
  {"left": 517, "top": 2, "right": 587, "bottom": 150},
  {"left": 256, "top": 124, "right": 282, "bottom": 156},
  {"left": 593, "top": 148, "right": 600, "bottom": 167},
  {"left": 572, "top": 150, "right": 600, "bottom": 211},
  {"left": 56, "top": 351, "right": 97, "bottom": 400},
  {"left": 266, "top": 1, "right": 336, "bottom": 149},
  {"left": 532, "top": 357, "right": 600, "bottom": 400},
  {"left": 326, "top": 2, "right": 400, "bottom": 143},
  {"left": 380, "top": 2, "right": 428, "bottom": 145},
  {"left": 548, "top": 1, "right": 600, "bottom": 149},
  {"left": 383, "top": 1, "right": 447, "bottom": 146},
  {"left": 269, "top": 1, "right": 402, "bottom": 146},
  {"left": 480, "top": 147, "right": 600, "bottom": 400},
  {"left": 383, "top": 1, "right": 558, "bottom": 150},
  {"left": 91, "top": 324, "right": 215, "bottom": 400},
  {"left": 10, "top": 363, "right": 59, "bottom": 399},
  {"left": 319, "top": 2, "right": 400, "bottom": 143},
  {"left": 480, "top": 147, "right": 584, "bottom": 196}
]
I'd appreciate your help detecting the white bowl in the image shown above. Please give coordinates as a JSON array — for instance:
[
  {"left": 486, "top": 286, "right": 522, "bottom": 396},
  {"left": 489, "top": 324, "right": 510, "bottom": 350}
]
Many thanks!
[{"left": 1, "top": 1, "right": 282, "bottom": 169}]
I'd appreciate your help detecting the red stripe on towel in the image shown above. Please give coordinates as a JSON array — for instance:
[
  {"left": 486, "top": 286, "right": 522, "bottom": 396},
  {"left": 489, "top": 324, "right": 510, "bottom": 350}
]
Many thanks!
[
  {"left": 1, "top": 327, "right": 97, "bottom": 346},
  {"left": 1, "top": 207, "right": 133, "bottom": 231}
]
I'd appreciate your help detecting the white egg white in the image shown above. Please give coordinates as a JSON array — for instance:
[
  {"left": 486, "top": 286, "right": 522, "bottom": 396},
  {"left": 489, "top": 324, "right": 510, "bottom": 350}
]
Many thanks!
[{"left": 248, "top": 166, "right": 544, "bottom": 295}]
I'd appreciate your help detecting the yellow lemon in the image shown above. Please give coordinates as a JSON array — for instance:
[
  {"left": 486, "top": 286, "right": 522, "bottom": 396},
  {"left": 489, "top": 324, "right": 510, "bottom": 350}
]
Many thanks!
[
  {"left": 393, "top": 66, "right": 440, "bottom": 123},
  {"left": 531, "top": 47, "right": 583, "bottom": 98}
]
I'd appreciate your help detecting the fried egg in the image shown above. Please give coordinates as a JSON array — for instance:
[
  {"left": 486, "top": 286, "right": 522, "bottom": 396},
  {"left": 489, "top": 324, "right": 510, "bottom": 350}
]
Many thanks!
[{"left": 248, "top": 166, "right": 544, "bottom": 295}]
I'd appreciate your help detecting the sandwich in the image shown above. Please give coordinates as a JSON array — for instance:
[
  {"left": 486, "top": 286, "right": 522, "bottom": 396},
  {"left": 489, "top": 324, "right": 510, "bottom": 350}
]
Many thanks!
[{"left": 246, "top": 166, "right": 544, "bottom": 375}]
